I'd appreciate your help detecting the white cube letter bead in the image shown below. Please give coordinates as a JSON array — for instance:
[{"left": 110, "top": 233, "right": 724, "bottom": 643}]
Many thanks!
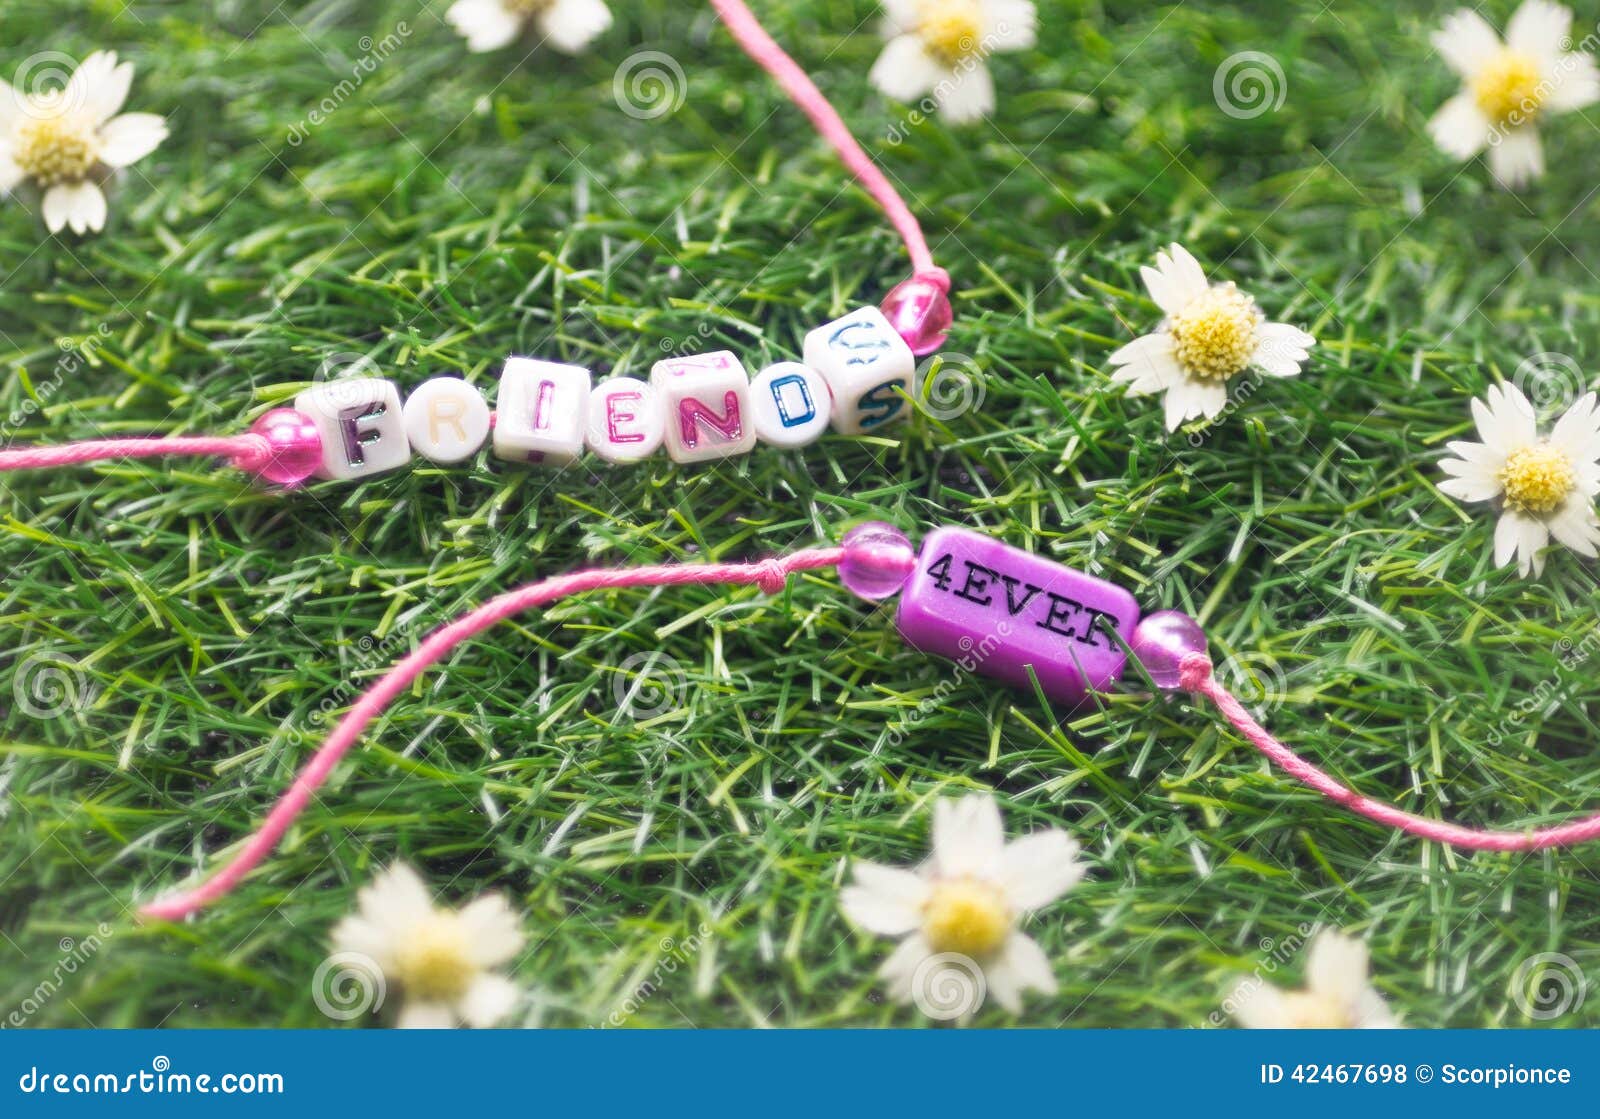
[
  {"left": 494, "top": 357, "right": 592, "bottom": 467},
  {"left": 585, "top": 376, "right": 665, "bottom": 464},
  {"left": 649, "top": 350, "right": 758, "bottom": 464},
  {"left": 294, "top": 377, "right": 410, "bottom": 481},
  {"left": 802, "top": 307, "right": 915, "bottom": 435},
  {"left": 750, "top": 362, "right": 831, "bottom": 449},
  {"left": 402, "top": 378, "right": 492, "bottom": 464}
]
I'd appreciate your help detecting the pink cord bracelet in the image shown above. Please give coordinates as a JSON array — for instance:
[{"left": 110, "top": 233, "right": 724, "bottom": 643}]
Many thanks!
[{"left": 137, "top": 522, "right": 1600, "bottom": 921}]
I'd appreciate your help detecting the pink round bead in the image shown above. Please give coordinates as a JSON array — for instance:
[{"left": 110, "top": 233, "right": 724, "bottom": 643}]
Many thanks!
[
  {"left": 1129, "top": 610, "right": 1208, "bottom": 690},
  {"left": 880, "top": 275, "right": 953, "bottom": 356},
  {"left": 839, "top": 522, "right": 916, "bottom": 601},
  {"left": 241, "top": 408, "right": 323, "bottom": 486}
]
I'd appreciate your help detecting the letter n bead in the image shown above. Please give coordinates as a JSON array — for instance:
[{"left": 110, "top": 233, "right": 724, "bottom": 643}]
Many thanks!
[
  {"left": 893, "top": 527, "right": 1141, "bottom": 706},
  {"left": 294, "top": 377, "right": 411, "bottom": 481},
  {"left": 650, "top": 351, "right": 757, "bottom": 464},
  {"left": 802, "top": 307, "right": 914, "bottom": 435},
  {"left": 494, "top": 357, "right": 592, "bottom": 466},
  {"left": 750, "top": 362, "right": 831, "bottom": 449}
]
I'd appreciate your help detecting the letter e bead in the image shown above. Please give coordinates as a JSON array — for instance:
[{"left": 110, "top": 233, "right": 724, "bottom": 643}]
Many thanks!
[
  {"left": 650, "top": 351, "right": 757, "bottom": 464},
  {"left": 585, "top": 376, "right": 665, "bottom": 464},
  {"left": 750, "top": 362, "right": 831, "bottom": 449},
  {"left": 402, "top": 378, "right": 491, "bottom": 464},
  {"left": 294, "top": 377, "right": 410, "bottom": 481},
  {"left": 802, "top": 307, "right": 914, "bottom": 435},
  {"left": 494, "top": 357, "right": 592, "bottom": 467}
]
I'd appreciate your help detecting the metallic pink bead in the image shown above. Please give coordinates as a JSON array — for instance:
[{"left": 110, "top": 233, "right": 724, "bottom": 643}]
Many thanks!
[
  {"left": 1130, "top": 610, "right": 1208, "bottom": 690},
  {"left": 242, "top": 408, "right": 323, "bottom": 486},
  {"left": 880, "top": 274, "right": 953, "bottom": 356},
  {"left": 838, "top": 522, "right": 916, "bottom": 601}
]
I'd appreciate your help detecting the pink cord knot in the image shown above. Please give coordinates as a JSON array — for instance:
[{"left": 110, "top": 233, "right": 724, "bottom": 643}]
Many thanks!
[
  {"left": 227, "top": 434, "right": 274, "bottom": 474},
  {"left": 1177, "top": 652, "right": 1213, "bottom": 693},
  {"left": 915, "top": 267, "right": 952, "bottom": 293},
  {"left": 755, "top": 559, "right": 789, "bottom": 595}
]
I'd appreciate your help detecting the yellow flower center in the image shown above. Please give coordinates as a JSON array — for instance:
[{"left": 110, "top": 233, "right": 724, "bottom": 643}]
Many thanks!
[
  {"left": 1279, "top": 991, "right": 1356, "bottom": 1029},
  {"left": 13, "top": 112, "right": 100, "bottom": 187},
  {"left": 1500, "top": 442, "right": 1574, "bottom": 514},
  {"left": 504, "top": 0, "right": 555, "bottom": 14},
  {"left": 1472, "top": 49, "right": 1544, "bottom": 126},
  {"left": 392, "top": 912, "right": 477, "bottom": 1002},
  {"left": 917, "top": 0, "right": 983, "bottom": 65},
  {"left": 1168, "top": 284, "right": 1263, "bottom": 381},
  {"left": 922, "top": 878, "right": 1010, "bottom": 957}
]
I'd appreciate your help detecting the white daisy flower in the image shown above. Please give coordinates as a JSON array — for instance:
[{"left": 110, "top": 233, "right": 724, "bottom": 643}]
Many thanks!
[
  {"left": 445, "top": 0, "right": 613, "bottom": 54},
  {"left": 0, "top": 51, "right": 168, "bottom": 235},
  {"left": 839, "top": 793, "right": 1083, "bottom": 1017},
  {"left": 868, "top": 0, "right": 1037, "bottom": 124},
  {"left": 1427, "top": 1, "right": 1600, "bottom": 190},
  {"left": 1108, "top": 244, "right": 1315, "bottom": 431},
  {"left": 1438, "top": 382, "right": 1600, "bottom": 578},
  {"left": 331, "top": 863, "right": 526, "bottom": 1029},
  {"left": 1227, "top": 929, "right": 1398, "bottom": 1029}
]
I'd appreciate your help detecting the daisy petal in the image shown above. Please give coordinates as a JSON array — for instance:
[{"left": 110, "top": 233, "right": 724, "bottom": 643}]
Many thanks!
[
  {"left": 1550, "top": 392, "right": 1600, "bottom": 463},
  {"left": 67, "top": 50, "right": 135, "bottom": 126},
  {"left": 456, "top": 973, "right": 521, "bottom": 1028},
  {"left": 396, "top": 1000, "right": 455, "bottom": 1029},
  {"left": 1158, "top": 243, "right": 1210, "bottom": 309},
  {"left": 1545, "top": 52, "right": 1600, "bottom": 111},
  {"left": 1547, "top": 498, "right": 1600, "bottom": 556},
  {"left": 983, "top": 0, "right": 1037, "bottom": 51},
  {"left": 0, "top": 146, "right": 23, "bottom": 193},
  {"left": 1507, "top": 0, "right": 1572, "bottom": 60},
  {"left": 1488, "top": 127, "right": 1545, "bottom": 190},
  {"left": 869, "top": 35, "right": 946, "bottom": 102},
  {"left": 328, "top": 915, "right": 398, "bottom": 970},
  {"left": 877, "top": 933, "right": 933, "bottom": 1003},
  {"left": 1474, "top": 384, "right": 1536, "bottom": 453},
  {"left": 938, "top": 62, "right": 995, "bottom": 124},
  {"left": 358, "top": 863, "right": 436, "bottom": 931},
  {"left": 458, "top": 893, "right": 525, "bottom": 967},
  {"left": 932, "top": 794, "right": 1006, "bottom": 879},
  {"left": 541, "top": 0, "right": 612, "bottom": 53},
  {"left": 1354, "top": 986, "right": 1400, "bottom": 1028},
  {"left": 446, "top": 0, "right": 524, "bottom": 52},
  {"left": 998, "top": 931, "right": 1056, "bottom": 996},
  {"left": 1438, "top": 473, "right": 1503, "bottom": 503},
  {"left": 996, "top": 830, "right": 1084, "bottom": 911},
  {"left": 1428, "top": 92, "right": 1492, "bottom": 159},
  {"left": 841, "top": 861, "right": 931, "bottom": 936},
  {"left": 1432, "top": 9, "right": 1505, "bottom": 77},
  {"left": 98, "top": 112, "right": 168, "bottom": 168},
  {"left": 42, "top": 180, "right": 106, "bottom": 235},
  {"left": 1305, "top": 931, "right": 1368, "bottom": 1000},
  {"left": 1227, "top": 977, "right": 1289, "bottom": 1028}
]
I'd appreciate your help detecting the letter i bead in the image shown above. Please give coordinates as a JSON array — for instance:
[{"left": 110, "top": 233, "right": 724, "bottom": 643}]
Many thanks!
[
  {"left": 494, "top": 357, "right": 592, "bottom": 466},
  {"left": 585, "top": 376, "right": 665, "bottom": 464},
  {"left": 650, "top": 351, "right": 757, "bottom": 464},
  {"left": 294, "top": 377, "right": 411, "bottom": 481}
]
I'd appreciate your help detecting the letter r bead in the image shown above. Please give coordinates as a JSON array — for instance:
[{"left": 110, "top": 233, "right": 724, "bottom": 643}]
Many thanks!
[{"left": 894, "top": 527, "right": 1141, "bottom": 705}]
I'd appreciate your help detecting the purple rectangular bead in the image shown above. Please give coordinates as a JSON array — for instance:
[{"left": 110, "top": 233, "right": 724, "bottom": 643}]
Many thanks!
[{"left": 893, "top": 527, "right": 1141, "bottom": 706}]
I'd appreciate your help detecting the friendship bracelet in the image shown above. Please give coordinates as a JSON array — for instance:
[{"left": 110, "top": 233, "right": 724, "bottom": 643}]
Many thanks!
[
  {"left": 140, "top": 522, "right": 1600, "bottom": 921},
  {"left": 0, "top": 0, "right": 955, "bottom": 488},
  {"left": 0, "top": 308, "right": 921, "bottom": 487}
]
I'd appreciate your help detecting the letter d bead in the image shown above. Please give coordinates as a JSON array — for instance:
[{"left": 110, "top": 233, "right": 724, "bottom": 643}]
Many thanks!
[{"left": 893, "top": 527, "right": 1141, "bottom": 705}]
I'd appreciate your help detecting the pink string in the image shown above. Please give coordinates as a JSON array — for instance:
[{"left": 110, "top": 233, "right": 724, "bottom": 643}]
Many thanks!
[
  {"left": 1178, "top": 652, "right": 1600, "bottom": 851},
  {"left": 139, "top": 546, "right": 846, "bottom": 920},
  {"left": 0, "top": 434, "right": 270, "bottom": 474},
  {"left": 708, "top": 0, "right": 949, "bottom": 292}
]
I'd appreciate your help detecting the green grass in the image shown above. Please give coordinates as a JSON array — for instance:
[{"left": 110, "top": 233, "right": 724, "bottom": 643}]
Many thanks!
[{"left": 3, "top": 0, "right": 1600, "bottom": 1028}]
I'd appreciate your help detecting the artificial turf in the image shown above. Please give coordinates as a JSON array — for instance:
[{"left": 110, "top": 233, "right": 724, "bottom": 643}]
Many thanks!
[{"left": 2, "top": 0, "right": 1599, "bottom": 1027}]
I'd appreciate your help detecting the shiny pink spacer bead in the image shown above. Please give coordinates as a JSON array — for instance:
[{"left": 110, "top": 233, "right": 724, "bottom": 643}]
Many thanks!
[
  {"left": 238, "top": 408, "right": 323, "bottom": 486},
  {"left": 880, "top": 272, "right": 953, "bottom": 356},
  {"left": 1129, "top": 610, "right": 1209, "bottom": 691},
  {"left": 838, "top": 522, "right": 917, "bottom": 601}
]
